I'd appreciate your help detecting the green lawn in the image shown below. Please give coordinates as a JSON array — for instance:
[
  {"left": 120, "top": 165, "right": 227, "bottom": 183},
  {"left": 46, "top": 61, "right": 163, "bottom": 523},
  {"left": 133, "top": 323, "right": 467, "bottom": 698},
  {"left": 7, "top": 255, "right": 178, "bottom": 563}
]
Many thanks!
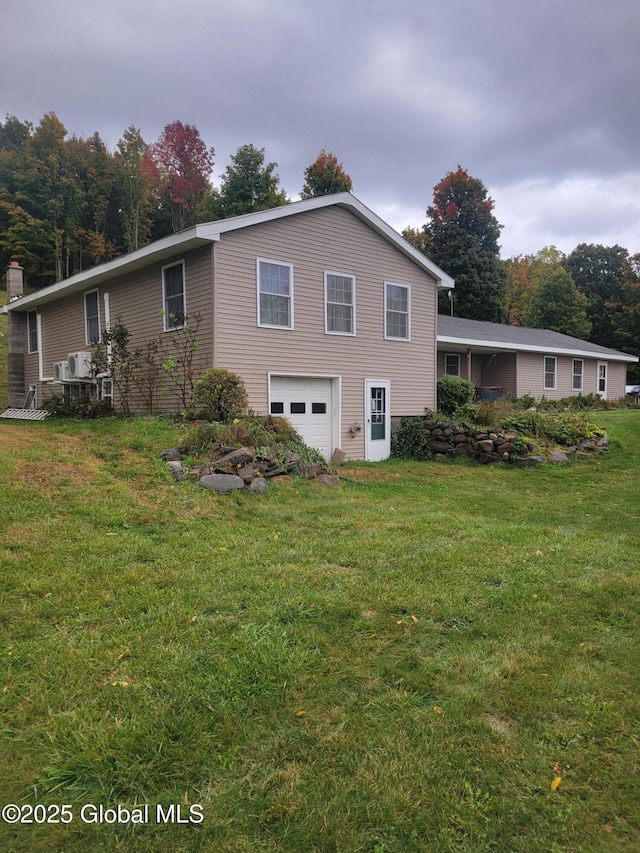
[{"left": 0, "top": 412, "right": 639, "bottom": 852}]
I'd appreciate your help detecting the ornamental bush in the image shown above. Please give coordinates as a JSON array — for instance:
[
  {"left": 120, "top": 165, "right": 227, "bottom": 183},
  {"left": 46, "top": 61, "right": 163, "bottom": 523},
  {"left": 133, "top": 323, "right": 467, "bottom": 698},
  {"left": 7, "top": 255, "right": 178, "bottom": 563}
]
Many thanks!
[
  {"left": 188, "top": 368, "right": 248, "bottom": 422},
  {"left": 437, "top": 375, "right": 475, "bottom": 416}
]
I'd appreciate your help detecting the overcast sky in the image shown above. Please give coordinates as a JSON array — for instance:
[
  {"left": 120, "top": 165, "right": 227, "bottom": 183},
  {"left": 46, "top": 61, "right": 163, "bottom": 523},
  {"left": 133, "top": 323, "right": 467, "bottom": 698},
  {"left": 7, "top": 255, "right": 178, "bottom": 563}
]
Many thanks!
[{"left": 2, "top": 0, "right": 639, "bottom": 258}]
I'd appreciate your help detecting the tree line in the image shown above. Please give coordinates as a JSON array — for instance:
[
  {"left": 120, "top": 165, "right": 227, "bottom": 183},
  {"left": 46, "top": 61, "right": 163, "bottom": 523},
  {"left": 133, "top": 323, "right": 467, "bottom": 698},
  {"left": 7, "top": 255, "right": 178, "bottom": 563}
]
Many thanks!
[
  {"left": 0, "top": 115, "right": 637, "bottom": 380},
  {"left": 403, "top": 166, "right": 639, "bottom": 381},
  {"left": 0, "top": 113, "right": 352, "bottom": 290}
]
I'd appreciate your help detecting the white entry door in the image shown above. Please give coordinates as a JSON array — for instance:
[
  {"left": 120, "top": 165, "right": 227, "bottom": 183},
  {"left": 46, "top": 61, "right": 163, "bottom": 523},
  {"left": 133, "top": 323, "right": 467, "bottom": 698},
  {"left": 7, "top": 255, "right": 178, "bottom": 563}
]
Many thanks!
[
  {"left": 365, "top": 379, "right": 390, "bottom": 461},
  {"left": 597, "top": 361, "right": 607, "bottom": 399}
]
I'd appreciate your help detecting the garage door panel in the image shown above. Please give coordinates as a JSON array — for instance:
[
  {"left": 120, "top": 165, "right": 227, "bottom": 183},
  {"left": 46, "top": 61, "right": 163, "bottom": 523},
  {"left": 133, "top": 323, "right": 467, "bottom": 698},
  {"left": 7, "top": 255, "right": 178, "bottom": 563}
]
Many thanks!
[{"left": 269, "top": 376, "right": 334, "bottom": 458}]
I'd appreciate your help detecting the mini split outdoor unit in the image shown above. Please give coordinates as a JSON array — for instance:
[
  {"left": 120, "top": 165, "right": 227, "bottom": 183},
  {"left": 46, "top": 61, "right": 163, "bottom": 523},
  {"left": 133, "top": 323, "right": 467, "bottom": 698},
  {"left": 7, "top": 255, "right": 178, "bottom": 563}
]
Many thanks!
[
  {"left": 53, "top": 360, "right": 71, "bottom": 381},
  {"left": 67, "top": 351, "right": 93, "bottom": 379}
]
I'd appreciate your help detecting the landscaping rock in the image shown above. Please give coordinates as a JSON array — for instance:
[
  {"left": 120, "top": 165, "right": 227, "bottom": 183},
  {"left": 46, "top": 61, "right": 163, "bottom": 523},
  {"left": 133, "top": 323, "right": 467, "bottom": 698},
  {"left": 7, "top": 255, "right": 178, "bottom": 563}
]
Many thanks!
[
  {"left": 331, "top": 448, "right": 346, "bottom": 464},
  {"left": 511, "top": 455, "right": 546, "bottom": 467},
  {"left": 430, "top": 440, "right": 451, "bottom": 454},
  {"left": 317, "top": 474, "right": 341, "bottom": 487},
  {"left": 236, "top": 463, "right": 262, "bottom": 483},
  {"left": 548, "top": 450, "right": 569, "bottom": 464},
  {"left": 477, "top": 439, "right": 495, "bottom": 453},
  {"left": 250, "top": 477, "right": 267, "bottom": 494},
  {"left": 200, "top": 473, "right": 245, "bottom": 493},
  {"left": 161, "top": 447, "right": 181, "bottom": 461},
  {"left": 213, "top": 447, "right": 254, "bottom": 467}
]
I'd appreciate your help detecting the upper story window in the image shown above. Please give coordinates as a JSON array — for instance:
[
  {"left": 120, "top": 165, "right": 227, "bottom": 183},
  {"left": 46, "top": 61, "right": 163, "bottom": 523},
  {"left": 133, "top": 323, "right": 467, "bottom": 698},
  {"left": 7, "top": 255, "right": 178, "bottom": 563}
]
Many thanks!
[
  {"left": 257, "top": 259, "right": 293, "bottom": 329},
  {"left": 325, "top": 272, "right": 355, "bottom": 335},
  {"left": 163, "top": 261, "right": 186, "bottom": 331},
  {"left": 445, "top": 353, "right": 460, "bottom": 376},
  {"left": 84, "top": 290, "right": 100, "bottom": 344},
  {"left": 27, "top": 309, "right": 38, "bottom": 353},
  {"left": 544, "top": 356, "right": 556, "bottom": 390},
  {"left": 572, "top": 359, "right": 583, "bottom": 391},
  {"left": 385, "top": 282, "right": 410, "bottom": 340}
]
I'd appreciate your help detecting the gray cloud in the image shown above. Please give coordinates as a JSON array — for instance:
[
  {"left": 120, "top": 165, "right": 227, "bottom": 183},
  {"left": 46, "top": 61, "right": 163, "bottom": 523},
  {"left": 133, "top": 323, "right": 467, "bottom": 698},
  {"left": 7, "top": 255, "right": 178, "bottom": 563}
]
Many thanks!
[{"left": 2, "top": 0, "right": 639, "bottom": 257}]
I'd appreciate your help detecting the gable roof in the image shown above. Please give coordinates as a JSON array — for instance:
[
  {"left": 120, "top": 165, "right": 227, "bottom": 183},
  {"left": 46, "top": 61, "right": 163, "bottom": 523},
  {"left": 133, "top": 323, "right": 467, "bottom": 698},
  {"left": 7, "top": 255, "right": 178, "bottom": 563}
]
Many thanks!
[
  {"left": 437, "top": 315, "right": 638, "bottom": 363},
  {"left": 1, "top": 193, "right": 454, "bottom": 314}
]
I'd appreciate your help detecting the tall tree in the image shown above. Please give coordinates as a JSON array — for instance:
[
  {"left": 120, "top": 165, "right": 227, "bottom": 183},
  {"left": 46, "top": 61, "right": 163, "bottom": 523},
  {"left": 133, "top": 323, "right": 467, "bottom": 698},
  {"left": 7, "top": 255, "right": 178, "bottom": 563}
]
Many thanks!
[
  {"left": 422, "top": 166, "right": 506, "bottom": 321},
  {"left": 217, "top": 144, "right": 287, "bottom": 218},
  {"left": 564, "top": 243, "right": 628, "bottom": 349},
  {"left": 525, "top": 266, "right": 591, "bottom": 338},
  {"left": 115, "top": 126, "right": 153, "bottom": 252},
  {"left": 300, "top": 149, "right": 352, "bottom": 199},
  {"left": 605, "top": 252, "right": 640, "bottom": 381},
  {"left": 143, "top": 121, "right": 214, "bottom": 233},
  {"left": 505, "top": 247, "right": 566, "bottom": 326}
]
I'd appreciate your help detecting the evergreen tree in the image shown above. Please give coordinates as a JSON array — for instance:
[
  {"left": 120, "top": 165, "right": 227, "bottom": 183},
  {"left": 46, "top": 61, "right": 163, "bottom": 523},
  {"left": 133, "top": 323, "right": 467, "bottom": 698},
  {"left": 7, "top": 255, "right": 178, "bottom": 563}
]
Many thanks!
[
  {"left": 423, "top": 166, "right": 506, "bottom": 322},
  {"left": 300, "top": 149, "right": 352, "bottom": 199},
  {"left": 217, "top": 144, "right": 287, "bottom": 217},
  {"left": 115, "top": 126, "right": 153, "bottom": 252}
]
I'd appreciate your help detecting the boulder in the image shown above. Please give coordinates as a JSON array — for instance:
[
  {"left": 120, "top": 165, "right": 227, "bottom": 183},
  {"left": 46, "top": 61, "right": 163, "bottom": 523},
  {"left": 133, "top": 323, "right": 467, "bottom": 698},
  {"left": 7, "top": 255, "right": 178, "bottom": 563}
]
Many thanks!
[
  {"left": 548, "top": 450, "right": 569, "bottom": 464},
  {"left": 200, "top": 473, "right": 245, "bottom": 493},
  {"left": 429, "top": 439, "right": 451, "bottom": 454},
  {"left": 510, "top": 455, "right": 545, "bottom": 467},
  {"left": 317, "top": 474, "right": 341, "bottom": 487},
  {"left": 213, "top": 447, "right": 254, "bottom": 467},
  {"left": 477, "top": 439, "right": 495, "bottom": 453},
  {"left": 250, "top": 477, "right": 267, "bottom": 494},
  {"left": 160, "top": 447, "right": 181, "bottom": 461}
]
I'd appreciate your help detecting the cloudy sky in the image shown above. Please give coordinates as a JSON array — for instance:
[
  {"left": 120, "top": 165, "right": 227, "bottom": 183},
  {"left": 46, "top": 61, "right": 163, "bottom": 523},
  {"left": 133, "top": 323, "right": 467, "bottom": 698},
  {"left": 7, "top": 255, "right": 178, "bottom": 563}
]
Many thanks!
[{"left": 2, "top": 0, "right": 639, "bottom": 258}]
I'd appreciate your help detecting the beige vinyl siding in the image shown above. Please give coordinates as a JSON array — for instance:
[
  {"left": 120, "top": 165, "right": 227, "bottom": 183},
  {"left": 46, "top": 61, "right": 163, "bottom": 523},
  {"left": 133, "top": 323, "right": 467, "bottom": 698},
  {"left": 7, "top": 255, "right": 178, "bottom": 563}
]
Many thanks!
[
  {"left": 516, "top": 353, "right": 627, "bottom": 400},
  {"left": 33, "top": 246, "right": 213, "bottom": 409},
  {"left": 213, "top": 206, "right": 438, "bottom": 459},
  {"left": 604, "top": 362, "right": 626, "bottom": 399}
]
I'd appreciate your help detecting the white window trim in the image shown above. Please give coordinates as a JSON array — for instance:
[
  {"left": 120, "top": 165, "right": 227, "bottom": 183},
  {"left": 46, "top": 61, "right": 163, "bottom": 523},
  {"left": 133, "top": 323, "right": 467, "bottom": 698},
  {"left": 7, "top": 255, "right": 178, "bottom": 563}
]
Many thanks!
[
  {"left": 445, "top": 353, "right": 461, "bottom": 377},
  {"left": 27, "top": 308, "right": 38, "bottom": 354},
  {"left": 324, "top": 270, "right": 356, "bottom": 336},
  {"left": 572, "top": 358, "right": 583, "bottom": 391},
  {"left": 384, "top": 281, "right": 411, "bottom": 341},
  {"left": 84, "top": 288, "right": 101, "bottom": 345},
  {"left": 544, "top": 356, "right": 557, "bottom": 390},
  {"left": 162, "top": 260, "right": 186, "bottom": 332},
  {"left": 257, "top": 258, "right": 294, "bottom": 330}
]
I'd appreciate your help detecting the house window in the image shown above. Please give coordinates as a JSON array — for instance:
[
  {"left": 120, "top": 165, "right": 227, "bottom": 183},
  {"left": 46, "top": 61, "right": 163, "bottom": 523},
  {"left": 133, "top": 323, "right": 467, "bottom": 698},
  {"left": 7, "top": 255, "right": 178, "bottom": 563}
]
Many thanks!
[
  {"left": 27, "top": 309, "right": 38, "bottom": 353},
  {"left": 84, "top": 289, "right": 100, "bottom": 344},
  {"left": 163, "top": 261, "right": 186, "bottom": 331},
  {"left": 325, "top": 272, "right": 355, "bottom": 335},
  {"left": 258, "top": 259, "right": 293, "bottom": 328},
  {"left": 544, "top": 356, "right": 556, "bottom": 390},
  {"left": 572, "top": 359, "right": 583, "bottom": 391},
  {"left": 385, "top": 282, "right": 410, "bottom": 340},
  {"left": 445, "top": 353, "right": 460, "bottom": 376}
]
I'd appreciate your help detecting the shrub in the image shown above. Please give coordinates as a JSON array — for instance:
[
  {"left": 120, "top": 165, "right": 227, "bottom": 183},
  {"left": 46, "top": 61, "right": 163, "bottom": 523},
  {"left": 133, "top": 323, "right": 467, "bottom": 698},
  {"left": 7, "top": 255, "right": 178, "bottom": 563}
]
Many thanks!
[
  {"left": 437, "top": 375, "right": 474, "bottom": 416},
  {"left": 501, "top": 411, "right": 606, "bottom": 445},
  {"left": 391, "top": 416, "right": 432, "bottom": 459},
  {"left": 188, "top": 368, "right": 248, "bottom": 422}
]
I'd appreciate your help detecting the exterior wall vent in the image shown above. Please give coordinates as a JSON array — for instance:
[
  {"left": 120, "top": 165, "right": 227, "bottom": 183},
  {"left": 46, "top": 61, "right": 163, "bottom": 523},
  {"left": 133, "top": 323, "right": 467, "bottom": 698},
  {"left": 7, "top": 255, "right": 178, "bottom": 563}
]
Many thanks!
[{"left": 67, "top": 351, "right": 92, "bottom": 379}]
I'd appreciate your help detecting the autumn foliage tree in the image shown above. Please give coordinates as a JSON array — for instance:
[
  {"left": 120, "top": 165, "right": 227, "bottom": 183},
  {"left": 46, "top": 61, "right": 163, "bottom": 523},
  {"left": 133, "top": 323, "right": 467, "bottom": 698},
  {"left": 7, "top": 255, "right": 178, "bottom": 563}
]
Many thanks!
[
  {"left": 421, "top": 166, "right": 506, "bottom": 322},
  {"left": 143, "top": 121, "right": 214, "bottom": 233},
  {"left": 300, "top": 149, "right": 353, "bottom": 199}
]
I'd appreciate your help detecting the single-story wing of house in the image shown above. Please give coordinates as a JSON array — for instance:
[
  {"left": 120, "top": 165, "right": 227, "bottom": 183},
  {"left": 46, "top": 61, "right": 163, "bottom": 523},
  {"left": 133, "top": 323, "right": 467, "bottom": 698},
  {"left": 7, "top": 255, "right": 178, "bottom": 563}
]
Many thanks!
[
  {"left": 1, "top": 192, "right": 454, "bottom": 461},
  {"left": 437, "top": 315, "right": 638, "bottom": 400}
]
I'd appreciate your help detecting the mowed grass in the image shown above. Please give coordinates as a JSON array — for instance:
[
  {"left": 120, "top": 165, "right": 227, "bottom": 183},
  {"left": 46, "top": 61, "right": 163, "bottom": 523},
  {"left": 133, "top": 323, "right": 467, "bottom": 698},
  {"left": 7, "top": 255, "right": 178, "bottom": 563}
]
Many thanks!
[{"left": 0, "top": 412, "right": 638, "bottom": 852}]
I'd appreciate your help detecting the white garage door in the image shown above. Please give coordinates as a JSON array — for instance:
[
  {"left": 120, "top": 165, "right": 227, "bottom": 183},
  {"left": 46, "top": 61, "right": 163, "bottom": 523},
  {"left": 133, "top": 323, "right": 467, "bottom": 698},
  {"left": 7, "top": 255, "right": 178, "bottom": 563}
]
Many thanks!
[{"left": 269, "top": 376, "right": 334, "bottom": 459}]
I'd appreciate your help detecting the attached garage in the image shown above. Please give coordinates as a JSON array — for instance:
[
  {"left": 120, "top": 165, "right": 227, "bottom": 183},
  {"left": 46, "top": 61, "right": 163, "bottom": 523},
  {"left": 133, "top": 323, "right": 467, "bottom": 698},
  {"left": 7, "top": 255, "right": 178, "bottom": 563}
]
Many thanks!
[{"left": 268, "top": 374, "right": 339, "bottom": 459}]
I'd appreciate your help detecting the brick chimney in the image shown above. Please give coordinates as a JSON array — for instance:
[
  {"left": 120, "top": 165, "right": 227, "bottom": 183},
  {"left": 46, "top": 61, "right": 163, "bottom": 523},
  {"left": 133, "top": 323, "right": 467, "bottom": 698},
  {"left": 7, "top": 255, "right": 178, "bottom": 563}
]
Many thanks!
[
  {"left": 5, "top": 262, "right": 27, "bottom": 407},
  {"left": 6, "top": 260, "right": 24, "bottom": 301}
]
